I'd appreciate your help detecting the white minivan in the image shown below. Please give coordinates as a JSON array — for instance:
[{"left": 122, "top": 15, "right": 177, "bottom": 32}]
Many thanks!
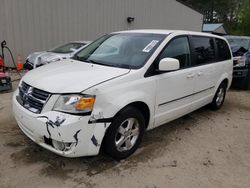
[{"left": 13, "top": 30, "right": 233, "bottom": 160}]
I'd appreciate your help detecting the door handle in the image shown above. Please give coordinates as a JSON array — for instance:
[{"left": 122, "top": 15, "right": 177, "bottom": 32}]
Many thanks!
[
  {"left": 197, "top": 71, "right": 204, "bottom": 76},
  {"left": 187, "top": 73, "right": 195, "bottom": 78}
]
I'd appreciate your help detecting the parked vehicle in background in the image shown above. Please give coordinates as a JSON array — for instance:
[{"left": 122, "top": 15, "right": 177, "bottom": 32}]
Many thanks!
[
  {"left": 13, "top": 30, "right": 233, "bottom": 160},
  {"left": 24, "top": 41, "right": 91, "bottom": 70},
  {"left": 225, "top": 36, "right": 250, "bottom": 89}
]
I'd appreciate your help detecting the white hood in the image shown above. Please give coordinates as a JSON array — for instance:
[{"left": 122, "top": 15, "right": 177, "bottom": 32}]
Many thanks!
[{"left": 22, "top": 59, "right": 130, "bottom": 93}]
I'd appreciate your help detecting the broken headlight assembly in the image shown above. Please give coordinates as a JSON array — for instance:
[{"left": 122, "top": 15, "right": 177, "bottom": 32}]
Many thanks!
[{"left": 53, "top": 94, "right": 96, "bottom": 115}]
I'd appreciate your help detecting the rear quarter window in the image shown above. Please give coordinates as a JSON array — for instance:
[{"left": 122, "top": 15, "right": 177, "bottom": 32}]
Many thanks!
[{"left": 215, "top": 38, "right": 231, "bottom": 61}]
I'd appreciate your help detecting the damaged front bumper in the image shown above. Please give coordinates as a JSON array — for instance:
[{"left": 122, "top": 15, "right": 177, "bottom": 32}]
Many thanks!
[{"left": 12, "top": 92, "right": 110, "bottom": 157}]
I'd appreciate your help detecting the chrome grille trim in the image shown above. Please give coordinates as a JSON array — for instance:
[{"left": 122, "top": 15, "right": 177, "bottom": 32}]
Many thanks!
[{"left": 17, "top": 82, "right": 50, "bottom": 113}]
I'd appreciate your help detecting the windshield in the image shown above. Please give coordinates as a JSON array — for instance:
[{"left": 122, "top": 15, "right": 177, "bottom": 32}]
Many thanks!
[
  {"left": 226, "top": 37, "right": 250, "bottom": 51},
  {"left": 73, "top": 33, "right": 166, "bottom": 69},
  {"left": 49, "top": 42, "right": 86, "bottom": 53}
]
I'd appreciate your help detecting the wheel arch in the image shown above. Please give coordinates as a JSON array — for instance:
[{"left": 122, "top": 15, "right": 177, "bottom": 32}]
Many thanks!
[
  {"left": 215, "top": 73, "right": 231, "bottom": 92},
  {"left": 113, "top": 101, "right": 151, "bottom": 129},
  {"left": 221, "top": 78, "right": 229, "bottom": 88}
]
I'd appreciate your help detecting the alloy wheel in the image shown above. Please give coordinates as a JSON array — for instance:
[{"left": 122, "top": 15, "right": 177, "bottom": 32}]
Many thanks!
[{"left": 115, "top": 118, "right": 140, "bottom": 152}]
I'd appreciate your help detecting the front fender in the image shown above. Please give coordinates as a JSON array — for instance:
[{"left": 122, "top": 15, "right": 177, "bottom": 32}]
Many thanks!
[
  {"left": 88, "top": 79, "right": 156, "bottom": 129},
  {"left": 92, "top": 90, "right": 153, "bottom": 118}
]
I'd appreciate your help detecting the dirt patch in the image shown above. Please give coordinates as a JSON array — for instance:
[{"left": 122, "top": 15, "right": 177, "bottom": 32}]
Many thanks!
[
  {"left": 4, "top": 141, "right": 24, "bottom": 147},
  {"left": 40, "top": 162, "right": 74, "bottom": 179},
  {"left": 10, "top": 142, "right": 119, "bottom": 179},
  {"left": 10, "top": 143, "right": 75, "bottom": 179}
]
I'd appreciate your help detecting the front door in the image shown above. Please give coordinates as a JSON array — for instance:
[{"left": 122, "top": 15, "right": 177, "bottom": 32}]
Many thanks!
[{"left": 154, "top": 36, "right": 195, "bottom": 127}]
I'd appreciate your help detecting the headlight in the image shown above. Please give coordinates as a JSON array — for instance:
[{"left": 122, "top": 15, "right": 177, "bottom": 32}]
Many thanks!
[
  {"left": 234, "top": 56, "right": 246, "bottom": 67},
  {"left": 53, "top": 94, "right": 96, "bottom": 114}
]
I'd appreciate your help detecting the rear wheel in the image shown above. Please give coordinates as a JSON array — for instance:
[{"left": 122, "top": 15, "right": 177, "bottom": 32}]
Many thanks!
[
  {"left": 210, "top": 82, "right": 227, "bottom": 110},
  {"left": 102, "top": 106, "right": 145, "bottom": 160}
]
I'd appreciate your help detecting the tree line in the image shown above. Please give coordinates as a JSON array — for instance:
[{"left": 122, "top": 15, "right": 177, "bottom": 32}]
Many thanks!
[{"left": 181, "top": 0, "right": 250, "bottom": 35}]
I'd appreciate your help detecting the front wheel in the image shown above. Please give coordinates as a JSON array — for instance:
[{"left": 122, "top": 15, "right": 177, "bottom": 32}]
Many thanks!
[
  {"left": 210, "top": 82, "right": 227, "bottom": 110},
  {"left": 102, "top": 106, "right": 145, "bottom": 160}
]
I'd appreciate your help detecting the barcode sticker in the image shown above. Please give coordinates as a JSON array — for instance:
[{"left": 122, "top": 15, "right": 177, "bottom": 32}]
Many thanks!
[{"left": 142, "top": 40, "right": 159, "bottom": 52}]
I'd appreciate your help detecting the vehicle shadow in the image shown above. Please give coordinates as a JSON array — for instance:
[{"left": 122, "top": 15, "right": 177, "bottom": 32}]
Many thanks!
[{"left": 9, "top": 106, "right": 213, "bottom": 180}]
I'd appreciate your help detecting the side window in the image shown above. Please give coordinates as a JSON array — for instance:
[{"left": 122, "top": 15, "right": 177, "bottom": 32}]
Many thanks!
[
  {"left": 215, "top": 38, "right": 231, "bottom": 61},
  {"left": 192, "top": 36, "right": 216, "bottom": 65},
  {"left": 158, "top": 37, "right": 191, "bottom": 69}
]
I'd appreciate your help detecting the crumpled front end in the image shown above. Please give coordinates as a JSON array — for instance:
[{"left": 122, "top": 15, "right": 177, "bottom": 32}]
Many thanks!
[{"left": 12, "top": 89, "right": 111, "bottom": 157}]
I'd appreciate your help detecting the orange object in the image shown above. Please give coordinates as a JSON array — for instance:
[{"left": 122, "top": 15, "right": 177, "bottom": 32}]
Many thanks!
[
  {"left": 17, "top": 63, "right": 23, "bottom": 71},
  {"left": 76, "top": 97, "right": 96, "bottom": 110},
  {"left": 16, "top": 55, "right": 23, "bottom": 71}
]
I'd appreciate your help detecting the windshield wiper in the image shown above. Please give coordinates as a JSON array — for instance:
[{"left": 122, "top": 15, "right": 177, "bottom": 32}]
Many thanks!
[
  {"left": 86, "top": 59, "right": 115, "bottom": 67},
  {"left": 73, "top": 57, "right": 130, "bottom": 69},
  {"left": 72, "top": 55, "right": 81, "bottom": 61}
]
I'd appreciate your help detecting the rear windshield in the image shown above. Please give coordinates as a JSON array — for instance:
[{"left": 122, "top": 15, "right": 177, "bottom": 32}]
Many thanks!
[{"left": 49, "top": 42, "right": 86, "bottom": 53}]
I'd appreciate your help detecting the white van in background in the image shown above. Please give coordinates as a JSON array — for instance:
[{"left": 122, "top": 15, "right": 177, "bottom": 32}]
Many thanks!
[{"left": 13, "top": 30, "right": 233, "bottom": 160}]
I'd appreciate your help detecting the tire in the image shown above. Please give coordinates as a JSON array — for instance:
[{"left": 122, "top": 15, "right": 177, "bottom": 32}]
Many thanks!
[
  {"left": 210, "top": 82, "right": 227, "bottom": 110},
  {"left": 102, "top": 106, "right": 145, "bottom": 160}
]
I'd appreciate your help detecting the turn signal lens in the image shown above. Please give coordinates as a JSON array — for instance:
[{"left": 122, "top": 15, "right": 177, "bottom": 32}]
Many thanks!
[{"left": 76, "top": 97, "right": 96, "bottom": 110}]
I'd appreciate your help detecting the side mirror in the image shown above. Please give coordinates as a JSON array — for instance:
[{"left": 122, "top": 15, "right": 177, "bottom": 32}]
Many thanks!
[{"left": 158, "top": 58, "right": 180, "bottom": 72}]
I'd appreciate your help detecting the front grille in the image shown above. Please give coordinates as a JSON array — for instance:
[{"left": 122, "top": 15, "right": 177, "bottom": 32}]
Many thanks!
[{"left": 17, "top": 82, "right": 50, "bottom": 113}]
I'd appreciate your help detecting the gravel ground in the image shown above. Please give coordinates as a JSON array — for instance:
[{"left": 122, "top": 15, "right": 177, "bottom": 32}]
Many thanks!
[{"left": 0, "top": 81, "right": 250, "bottom": 188}]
